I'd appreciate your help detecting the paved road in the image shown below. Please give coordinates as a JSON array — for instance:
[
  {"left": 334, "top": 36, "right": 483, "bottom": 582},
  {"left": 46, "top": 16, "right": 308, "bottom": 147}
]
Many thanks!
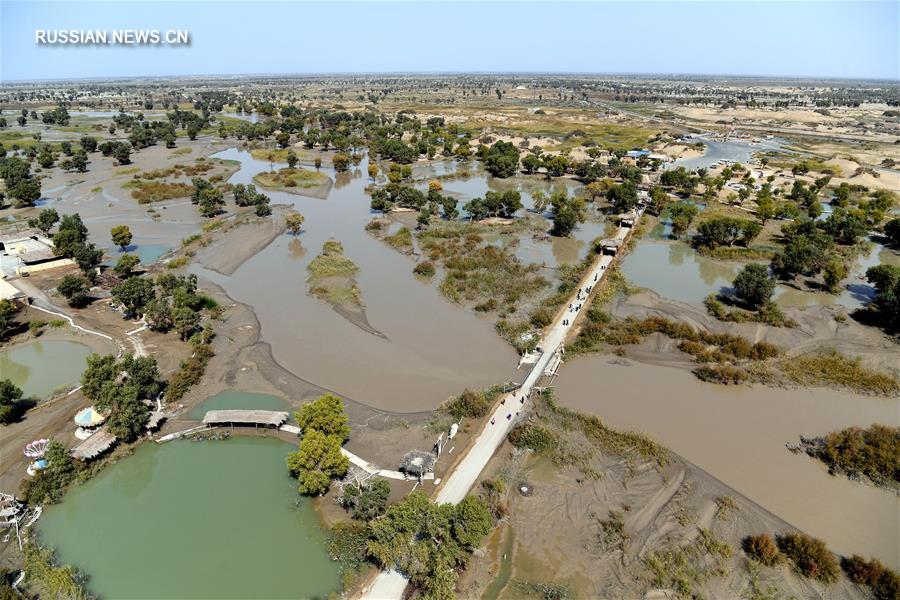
[{"left": 360, "top": 210, "right": 641, "bottom": 599}]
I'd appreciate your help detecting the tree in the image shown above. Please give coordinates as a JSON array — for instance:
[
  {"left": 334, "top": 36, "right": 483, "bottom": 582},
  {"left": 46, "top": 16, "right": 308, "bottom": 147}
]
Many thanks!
[
  {"left": 110, "top": 225, "right": 133, "bottom": 251},
  {"left": 669, "top": 202, "right": 700, "bottom": 237},
  {"left": 286, "top": 149, "right": 298, "bottom": 169},
  {"left": 79, "top": 136, "right": 98, "bottom": 153},
  {"left": 52, "top": 214, "right": 89, "bottom": 257},
  {"left": 732, "top": 263, "right": 775, "bottom": 308},
  {"left": 294, "top": 393, "right": 350, "bottom": 441},
  {"left": 480, "top": 141, "right": 520, "bottom": 178},
  {"left": 823, "top": 256, "right": 848, "bottom": 294},
  {"left": 695, "top": 217, "right": 762, "bottom": 249},
  {"left": 885, "top": 218, "right": 900, "bottom": 249},
  {"left": 314, "top": 157, "right": 322, "bottom": 170},
  {"left": 27, "top": 207, "right": 59, "bottom": 235},
  {"left": 144, "top": 298, "right": 173, "bottom": 331},
  {"left": 73, "top": 243, "right": 104, "bottom": 277},
  {"left": 0, "top": 379, "right": 23, "bottom": 424},
  {"left": 550, "top": 193, "right": 586, "bottom": 237},
  {"left": 285, "top": 211, "right": 305, "bottom": 235},
  {"left": 608, "top": 181, "right": 639, "bottom": 213},
  {"left": 866, "top": 264, "right": 900, "bottom": 331},
  {"left": 113, "top": 143, "right": 131, "bottom": 165},
  {"left": 0, "top": 300, "right": 19, "bottom": 341},
  {"left": 332, "top": 154, "right": 351, "bottom": 172},
  {"left": 97, "top": 382, "right": 148, "bottom": 442},
  {"left": 111, "top": 276, "right": 155, "bottom": 316},
  {"left": 113, "top": 253, "right": 140, "bottom": 278},
  {"left": 341, "top": 478, "right": 390, "bottom": 521},
  {"left": 173, "top": 306, "right": 200, "bottom": 340},
  {"left": 57, "top": 274, "right": 90, "bottom": 308},
  {"left": 276, "top": 132, "right": 291, "bottom": 149},
  {"left": 286, "top": 429, "right": 349, "bottom": 495}
]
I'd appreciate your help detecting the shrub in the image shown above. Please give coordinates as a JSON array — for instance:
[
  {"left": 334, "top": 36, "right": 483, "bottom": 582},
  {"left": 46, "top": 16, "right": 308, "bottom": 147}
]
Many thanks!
[
  {"left": 444, "top": 388, "right": 492, "bottom": 420},
  {"left": 413, "top": 260, "right": 435, "bottom": 277},
  {"left": 694, "top": 365, "right": 749, "bottom": 384},
  {"left": 776, "top": 533, "right": 840, "bottom": 584},
  {"left": 508, "top": 422, "right": 557, "bottom": 452},
  {"left": 742, "top": 534, "right": 781, "bottom": 567}
]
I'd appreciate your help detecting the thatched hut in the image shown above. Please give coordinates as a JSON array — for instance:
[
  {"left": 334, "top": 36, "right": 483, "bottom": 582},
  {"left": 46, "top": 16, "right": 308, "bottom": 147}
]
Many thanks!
[{"left": 399, "top": 451, "right": 435, "bottom": 478}]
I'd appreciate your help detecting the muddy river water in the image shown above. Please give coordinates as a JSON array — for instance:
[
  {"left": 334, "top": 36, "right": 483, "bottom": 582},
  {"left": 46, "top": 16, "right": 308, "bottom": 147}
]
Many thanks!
[
  {"left": 554, "top": 356, "right": 900, "bottom": 568},
  {"left": 197, "top": 149, "right": 609, "bottom": 413}
]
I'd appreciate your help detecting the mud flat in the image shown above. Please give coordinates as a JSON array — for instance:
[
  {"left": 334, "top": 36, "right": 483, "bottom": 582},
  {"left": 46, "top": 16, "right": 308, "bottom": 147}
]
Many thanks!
[{"left": 553, "top": 355, "right": 900, "bottom": 568}]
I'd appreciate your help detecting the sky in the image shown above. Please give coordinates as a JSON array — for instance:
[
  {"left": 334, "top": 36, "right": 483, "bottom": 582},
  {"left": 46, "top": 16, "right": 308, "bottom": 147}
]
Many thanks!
[{"left": 1, "top": 1, "right": 898, "bottom": 82}]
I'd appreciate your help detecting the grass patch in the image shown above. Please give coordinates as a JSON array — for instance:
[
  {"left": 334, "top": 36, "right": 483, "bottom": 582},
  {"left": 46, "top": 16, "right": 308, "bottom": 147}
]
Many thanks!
[
  {"left": 116, "top": 166, "right": 141, "bottom": 176},
  {"left": 166, "top": 256, "right": 189, "bottom": 269},
  {"left": 307, "top": 240, "right": 362, "bottom": 307},
  {"left": 90, "top": 186, "right": 102, "bottom": 193},
  {"left": 125, "top": 180, "right": 192, "bottom": 204},
  {"left": 704, "top": 295, "right": 797, "bottom": 328},
  {"left": 780, "top": 349, "right": 899, "bottom": 396},
  {"left": 384, "top": 226, "right": 413, "bottom": 252},
  {"left": 172, "top": 146, "right": 193, "bottom": 156},
  {"left": 419, "top": 221, "right": 548, "bottom": 311},
  {"left": 253, "top": 167, "right": 328, "bottom": 190}
]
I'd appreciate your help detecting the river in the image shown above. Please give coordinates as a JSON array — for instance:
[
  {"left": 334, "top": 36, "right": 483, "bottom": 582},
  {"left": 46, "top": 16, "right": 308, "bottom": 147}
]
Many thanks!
[{"left": 554, "top": 356, "right": 900, "bottom": 568}]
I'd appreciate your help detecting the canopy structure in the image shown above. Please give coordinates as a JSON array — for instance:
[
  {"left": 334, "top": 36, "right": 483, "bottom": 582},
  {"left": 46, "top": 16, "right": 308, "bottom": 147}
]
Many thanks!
[
  {"left": 24, "top": 439, "right": 49, "bottom": 458},
  {"left": 74, "top": 406, "right": 106, "bottom": 427}
]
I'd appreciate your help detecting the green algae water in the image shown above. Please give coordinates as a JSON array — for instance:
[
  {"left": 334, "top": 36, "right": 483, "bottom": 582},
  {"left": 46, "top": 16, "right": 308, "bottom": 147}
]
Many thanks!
[
  {"left": 0, "top": 340, "right": 91, "bottom": 399},
  {"left": 39, "top": 437, "right": 340, "bottom": 599},
  {"left": 188, "top": 390, "right": 288, "bottom": 420}
]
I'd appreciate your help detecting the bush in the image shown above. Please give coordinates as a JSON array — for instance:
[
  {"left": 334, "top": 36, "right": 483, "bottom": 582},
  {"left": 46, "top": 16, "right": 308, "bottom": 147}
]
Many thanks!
[
  {"left": 776, "top": 533, "right": 840, "bottom": 584},
  {"left": 742, "top": 534, "right": 781, "bottom": 567},
  {"left": 694, "top": 365, "right": 749, "bottom": 384},
  {"left": 445, "top": 388, "right": 492, "bottom": 420},
  {"left": 842, "top": 557, "right": 900, "bottom": 600},
  {"left": 413, "top": 260, "right": 435, "bottom": 277},
  {"left": 508, "top": 422, "right": 557, "bottom": 452}
]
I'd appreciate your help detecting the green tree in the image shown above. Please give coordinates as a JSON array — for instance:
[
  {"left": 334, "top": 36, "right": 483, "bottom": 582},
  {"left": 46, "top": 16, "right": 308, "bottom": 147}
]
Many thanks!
[
  {"left": 286, "top": 149, "right": 298, "bottom": 169},
  {"left": 111, "top": 277, "right": 155, "bottom": 316},
  {"left": 57, "top": 274, "right": 91, "bottom": 308},
  {"left": 294, "top": 393, "right": 350, "bottom": 441},
  {"left": 144, "top": 298, "right": 173, "bottom": 332},
  {"left": 669, "top": 202, "right": 700, "bottom": 237},
  {"left": 823, "top": 256, "right": 848, "bottom": 293},
  {"left": 0, "top": 379, "right": 23, "bottom": 424},
  {"left": 550, "top": 193, "right": 585, "bottom": 237},
  {"left": 110, "top": 224, "right": 133, "bottom": 251},
  {"left": 332, "top": 153, "right": 351, "bottom": 172},
  {"left": 608, "top": 181, "right": 639, "bottom": 213},
  {"left": 341, "top": 478, "right": 390, "bottom": 521},
  {"left": 173, "top": 306, "right": 200, "bottom": 340},
  {"left": 732, "top": 263, "right": 775, "bottom": 308},
  {"left": 285, "top": 211, "right": 305, "bottom": 235},
  {"left": 286, "top": 429, "right": 349, "bottom": 495},
  {"left": 866, "top": 264, "right": 900, "bottom": 331},
  {"left": 0, "top": 299, "right": 19, "bottom": 341},
  {"left": 113, "top": 253, "right": 140, "bottom": 278},
  {"left": 113, "top": 143, "right": 131, "bottom": 165},
  {"left": 27, "top": 207, "right": 59, "bottom": 235},
  {"left": 73, "top": 243, "right": 104, "bottom": 277}
]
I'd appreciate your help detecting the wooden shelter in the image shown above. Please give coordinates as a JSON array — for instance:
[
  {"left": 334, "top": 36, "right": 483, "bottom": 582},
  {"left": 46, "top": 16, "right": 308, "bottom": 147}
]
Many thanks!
[
  {"left": 201, "top": 410, "right": 289, "bottom": 428},
  {"left": 70, "top": 429, "right": 116, "bottom": 461}
]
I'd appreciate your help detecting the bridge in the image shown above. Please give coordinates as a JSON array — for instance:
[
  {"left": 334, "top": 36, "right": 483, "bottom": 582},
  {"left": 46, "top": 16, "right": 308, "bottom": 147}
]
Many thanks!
[{"left": 360, "top": 203, "right": 646, "bottom": 599}]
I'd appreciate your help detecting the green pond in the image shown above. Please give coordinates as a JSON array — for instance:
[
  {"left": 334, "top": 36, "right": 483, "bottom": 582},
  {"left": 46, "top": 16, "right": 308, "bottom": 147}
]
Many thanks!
[
  {"left": 188, "top": 390, "right": 289, "bottom": 420},
  {"left": 0, "top": 340, "right": 92, "bottom": 399},
  {"left": 39, "top": 437, "right": 340, "bottom": 599}
]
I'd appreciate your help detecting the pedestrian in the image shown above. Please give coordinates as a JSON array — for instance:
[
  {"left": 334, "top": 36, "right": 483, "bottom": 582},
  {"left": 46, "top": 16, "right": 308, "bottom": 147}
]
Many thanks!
[
  {"left": 491, "top": 417, "right": 495, "bottom": 425},
  {"left": 507, "top": 414, "right": 512, "bottom": 420},
  {"left": 520, "top": 397, "right": 524, "bottom": 404},
  {"left": 501, "top": 398, "right": 506, "bottom": 405},
  {"left": 513, "top": 391, "right": 516, "bottom": 398},
  {"left": 594, "top": 274, "right": 598, "bottom": 281}
]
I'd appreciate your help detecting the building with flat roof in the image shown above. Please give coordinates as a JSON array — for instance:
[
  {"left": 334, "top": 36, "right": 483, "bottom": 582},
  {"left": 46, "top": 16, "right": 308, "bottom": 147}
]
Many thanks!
[{"left": 0, "top": 233, "right": 75, "bottom": 277}]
